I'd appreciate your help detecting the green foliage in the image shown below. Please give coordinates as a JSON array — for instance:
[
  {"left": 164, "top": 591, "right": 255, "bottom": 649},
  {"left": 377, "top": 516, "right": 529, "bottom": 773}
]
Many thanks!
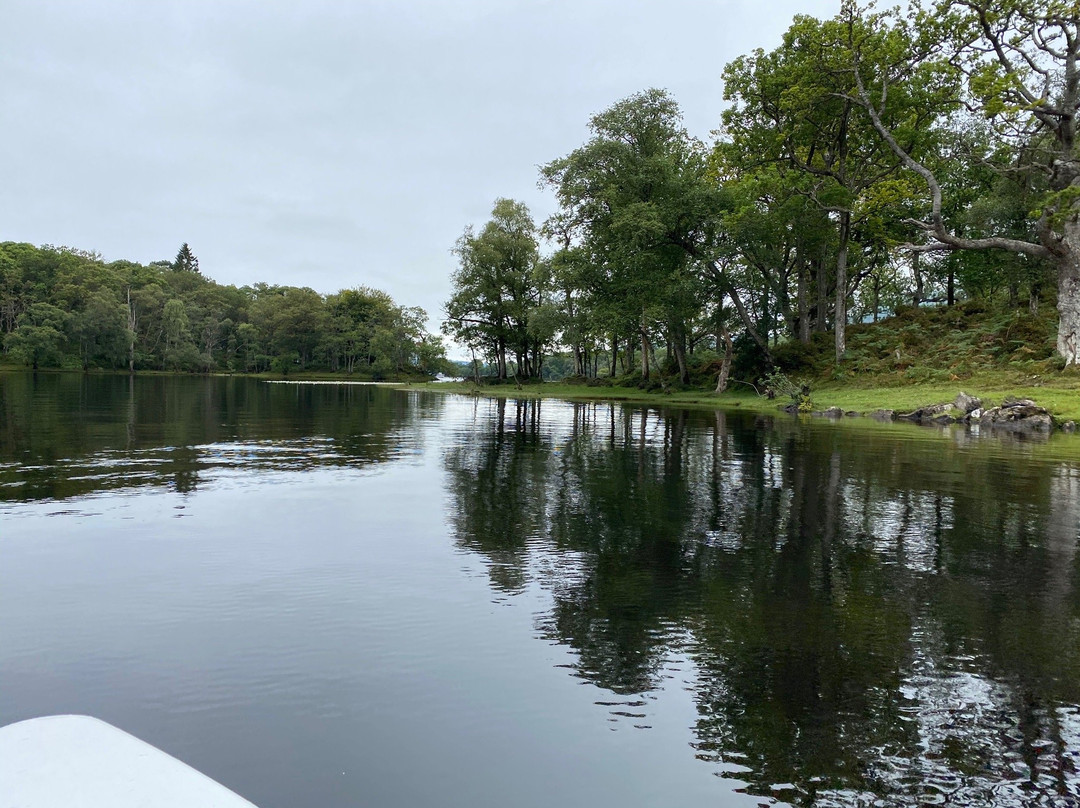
[
  {"left": 767, "top": 301, "right": 1062, "bottom": 385},
  {"left": 173, "top": 243, "right": 200, "bottom": 274},
  {"left": 479, "top": 0, "right": 1078, "bottom": 374},
  {"left": 4, "top": 302, "right": 69, "bottom": 369},
  {"left": 443, "top": 198, "right": 545, "bottom": 380},
  {"left": 772, "top": 336, "right": 827, "bottom": 375},
  {"left": 540, "top": 89, "right": 724, "bottom": 384},
  {"left": 0, "top": 242, "right": 444, "bottom": 377},
  {"left": 760, "top": 367, "right": 813, "bottom": 410}
]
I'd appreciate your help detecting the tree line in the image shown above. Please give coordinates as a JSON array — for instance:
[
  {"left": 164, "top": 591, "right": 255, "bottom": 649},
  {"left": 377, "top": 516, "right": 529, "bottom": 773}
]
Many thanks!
[
  {"left": 443, "top": 0, "right": 1080, "bottom": 386},
  {"left": 0, "top": 241, "right": 447, "bottom": 376}
]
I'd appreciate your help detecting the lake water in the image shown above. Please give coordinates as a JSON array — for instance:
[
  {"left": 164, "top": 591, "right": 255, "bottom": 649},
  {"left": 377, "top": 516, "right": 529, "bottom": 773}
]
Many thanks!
[{"left": 2, "top": 372, "right": 1079, "bottom": 807}]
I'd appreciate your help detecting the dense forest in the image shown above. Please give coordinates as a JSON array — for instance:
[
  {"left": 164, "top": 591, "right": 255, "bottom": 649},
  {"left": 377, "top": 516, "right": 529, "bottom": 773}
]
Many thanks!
[
  {"left": 444, "top": 0, "right": 1080, "bottom": 387},
  {"left": 0, "top": 241, "right": 447, "bottom": 377}
]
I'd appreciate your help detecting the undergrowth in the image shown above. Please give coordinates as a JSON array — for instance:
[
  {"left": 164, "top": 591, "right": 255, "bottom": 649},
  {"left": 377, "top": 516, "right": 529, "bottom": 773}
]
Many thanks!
[{"left": 771, "top": 301, "right": 1060, "bottom": 383}]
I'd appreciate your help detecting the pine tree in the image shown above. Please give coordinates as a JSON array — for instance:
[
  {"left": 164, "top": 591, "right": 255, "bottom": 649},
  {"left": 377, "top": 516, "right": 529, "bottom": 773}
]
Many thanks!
[{"left": 173, "top": 243, "right": 200, "bottom": 274}]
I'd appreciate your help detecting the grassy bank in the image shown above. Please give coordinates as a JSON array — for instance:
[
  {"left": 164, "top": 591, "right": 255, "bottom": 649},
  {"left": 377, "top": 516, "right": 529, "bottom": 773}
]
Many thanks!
[
  {"left": 403, "top": 375, "right": 1080, "bottom": 421},
  {"left": 405, "top": 304, "right": 1080, "bottom": 422}
]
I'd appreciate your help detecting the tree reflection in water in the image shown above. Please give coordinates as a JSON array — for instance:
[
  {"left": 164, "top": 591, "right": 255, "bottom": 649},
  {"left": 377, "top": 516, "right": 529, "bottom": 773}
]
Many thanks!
[
  {"left": 0, "top": 373, "right": 444, "bottom": 502},
  {"left": 445, "top": 398, "right": 1080, "bottom": 806}
]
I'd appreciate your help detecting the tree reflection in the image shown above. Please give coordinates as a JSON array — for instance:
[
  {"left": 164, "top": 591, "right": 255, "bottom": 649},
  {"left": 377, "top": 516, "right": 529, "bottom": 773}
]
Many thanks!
[
  {"left": 445, "top": 400, "right": 1080, "bottom": 805},
  {"left": 0, "top": 372, "right": 443, "bottom": 501}
]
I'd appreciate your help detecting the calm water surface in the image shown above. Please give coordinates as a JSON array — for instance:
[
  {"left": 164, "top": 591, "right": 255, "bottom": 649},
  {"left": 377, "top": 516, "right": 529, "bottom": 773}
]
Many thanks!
[{"left": 2, "top": 373, "right": 1079, "bottom": 807}]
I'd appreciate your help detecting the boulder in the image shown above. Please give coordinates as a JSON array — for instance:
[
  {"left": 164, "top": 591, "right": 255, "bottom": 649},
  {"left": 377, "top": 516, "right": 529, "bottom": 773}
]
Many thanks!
[
  {"left": 897, "top": 402, "right": 950, "bottom": 422},
  {"left": 954, "top": 391, "right": 982, "bottom": 413},
  {"left": 1001, "top": 396, "right": 1038, "bottom": 409},
  {"left": 979, "top": 403, "right": 1054, "bottom": 432},
  {"left": 869, "top": 409, "right": 895, "bottom": 421},
  {"left": 931, "top": 414, "right": 956, "bottom": 425},
  {"left": 811, "top": 407, "right": 844, "bottom": 418},
  {"left": 1062, "top": 421, "right": 1076, "bottom": 433},
  {"left": 844, "top": 411, "right": 861, "bottom": 418}
]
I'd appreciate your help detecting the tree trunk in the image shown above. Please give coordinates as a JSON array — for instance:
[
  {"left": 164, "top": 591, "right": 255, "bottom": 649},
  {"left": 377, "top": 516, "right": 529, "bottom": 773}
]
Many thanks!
[
  {"left": 672, "top": 335, "right": 689, "bottom": 385},
  {"left": 126, "top": 287, "right": 136, "bottom": 374},
  {"left": 646, "top": 335, "right": 667, "bottom": 390},
  {"left": 714, "top": 322, "right": 733, "bottom": 394},
  {"left": 947, "top": 266, "right": 955, "bottom": 306},
  {"left": 640, "top": 314, "right": 650, "bottom": 380},
  {"left": 872, "top": 274, "right": 880, "bottom": 323},
  {"left": 666, "top": 322, "right": 690, "bottom": 385},
  {"left": 912, "top": 251, "right": 923, "bottom": 308},
  {"left": 815, "top": 255, "right": 828, "bottom": 333},
  {"left": 724, "top": 280, "right": 772, "bottom": 362},
  {"left": 610, "top": 335, "right": 618, "bottom": 377},
  {"left": 761, "top": 279, "right": 771, "bottom": 346},
  {"left": 835, "top": 211, "right": 850, "bottom": 363},
  {"left": 797, "top": 255, "right": 810, "bottom": 344},
  {"left": 1057, "top": 222, "right": 1080, "bottom": 365}
]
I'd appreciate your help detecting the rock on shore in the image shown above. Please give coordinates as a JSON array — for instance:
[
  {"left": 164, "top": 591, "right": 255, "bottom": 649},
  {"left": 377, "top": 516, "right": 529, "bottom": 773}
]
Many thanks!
[
  {"left": 782, "top": 390, "right": 1064, "bottom": 433},
  {"left": 978, "top": 397, "right": 1054, "bottom": 432}
]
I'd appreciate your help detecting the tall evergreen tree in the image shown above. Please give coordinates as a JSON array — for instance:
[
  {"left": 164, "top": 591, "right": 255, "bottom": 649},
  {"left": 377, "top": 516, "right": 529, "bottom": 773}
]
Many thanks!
[{"left": 173, "top": 243, "right": 200, "bottom": 274}]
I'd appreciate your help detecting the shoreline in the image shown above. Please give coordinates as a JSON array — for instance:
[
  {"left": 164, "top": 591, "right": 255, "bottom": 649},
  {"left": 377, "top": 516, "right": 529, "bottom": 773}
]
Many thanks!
[
  {"left": 0, "top": 365, "right": 431, "bottom": 384},
  {"left": 4, "top": 365, "right": 1077, "bottom": 428},
  {"left": 394, "top": 377, "right": 1080, "bottom": 428}
]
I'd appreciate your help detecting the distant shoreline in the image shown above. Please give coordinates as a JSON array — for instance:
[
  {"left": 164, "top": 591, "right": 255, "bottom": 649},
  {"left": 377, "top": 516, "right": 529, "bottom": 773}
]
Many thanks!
[{"left": 0, "top": 365, "right": 433, "bottom": 384}]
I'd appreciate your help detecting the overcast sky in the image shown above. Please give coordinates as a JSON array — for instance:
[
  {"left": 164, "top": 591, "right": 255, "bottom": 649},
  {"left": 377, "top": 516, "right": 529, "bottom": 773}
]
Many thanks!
[{"left": 2, "top": 0, "right": 840, "bottom": 334}]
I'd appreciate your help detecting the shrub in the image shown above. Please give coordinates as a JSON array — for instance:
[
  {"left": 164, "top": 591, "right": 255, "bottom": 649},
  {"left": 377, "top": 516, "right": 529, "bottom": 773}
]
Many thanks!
[
  {"left": 760, "top": 367, "right": 812, "bottom": 410},
  {"left": 772, "top": 339, "right": 821, "bottom": 373}
]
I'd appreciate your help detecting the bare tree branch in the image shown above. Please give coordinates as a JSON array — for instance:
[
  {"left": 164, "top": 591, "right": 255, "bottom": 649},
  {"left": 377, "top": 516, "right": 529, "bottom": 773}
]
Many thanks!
[{"left": 847, "top": 57, "right": 1054, "bottom": 261}]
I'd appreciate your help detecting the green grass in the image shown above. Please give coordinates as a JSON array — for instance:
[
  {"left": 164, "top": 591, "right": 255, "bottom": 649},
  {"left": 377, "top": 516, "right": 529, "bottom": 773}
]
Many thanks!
[
  {"left": 405, "top": 376, "right": 1080, "bottom": 421},
  {"left": 405, "top": 380, "right": 759, "bottom": 409},
  {"left": 407, "top": 304, "right": 1080, "bottom": 423},
  {"left": 805, "top": 372, "right": 1080, "bottom": 421}
]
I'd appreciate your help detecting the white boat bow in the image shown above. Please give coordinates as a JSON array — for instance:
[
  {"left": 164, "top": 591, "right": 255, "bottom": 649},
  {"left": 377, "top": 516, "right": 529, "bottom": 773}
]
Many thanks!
[{"left": 0, "top": 715, "right": 257, "bottom": 808}]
